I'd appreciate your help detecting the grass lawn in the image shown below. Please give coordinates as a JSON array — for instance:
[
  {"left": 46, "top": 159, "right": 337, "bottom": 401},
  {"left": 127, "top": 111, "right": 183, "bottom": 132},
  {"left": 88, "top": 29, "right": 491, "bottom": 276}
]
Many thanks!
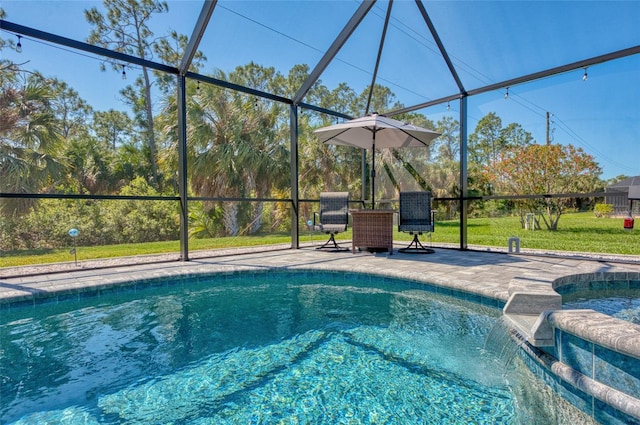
[
  {"left": 436, "top": 212, "right": 638, "bottom": 255},
  {"left": 1, "top": 212, "right": 637, "bottom": 268},
  {"left": 0, "top": 234, "right": 293, "bottom": 267}
]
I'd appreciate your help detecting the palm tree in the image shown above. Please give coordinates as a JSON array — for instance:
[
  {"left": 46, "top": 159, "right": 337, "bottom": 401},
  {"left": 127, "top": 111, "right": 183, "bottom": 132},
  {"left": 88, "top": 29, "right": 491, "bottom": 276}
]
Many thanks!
[
  {"left": 0, "top": 74, "right": 65, "bottom": 215},
  {"left": 237, "top": 96, "right": 289, "bottom": 234},
  {"left": 188, "top": 77, "right": 248, "bottom": 236},
  {"left": 159, "top": 65, "right": 293, "bottom": 237},
  {"left": 298, "top": 82, "right": 361, "bottom": 202}
]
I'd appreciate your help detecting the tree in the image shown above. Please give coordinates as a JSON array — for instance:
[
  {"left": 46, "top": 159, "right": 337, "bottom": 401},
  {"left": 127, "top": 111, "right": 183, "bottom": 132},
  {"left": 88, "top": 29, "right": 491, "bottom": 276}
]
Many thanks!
[
  {"left": 468, "top": 113, "right": 536, "bottom": 217},
  {"left": 468, "top": 112, "right": 505, "bottom": 168},
  {"left": 163, "top": 64, "right": 289, "bottom": 236},
  {"left": 0, "top": 73, "right": 65, "bottom": 215},
  {"left": 64, "top": 135, "right": 117, "bottom": 194},
  {"left": 433, "top": 115, "right": 460, "bottom": 163},
  {"left": 484, "top": 143, "right": 601, "bottom": 230},
  {"left": 153, "top": 30, "right": 206, "bottom": 94},
  {"left": 300, "top": 81, "right": 360, "bottom": 201},
  {"left": 229, "top": 64, "right": 290, "bottom": 234},
  {"left": 429, "top": 116, "right": 461, "bottom": 218},
  {"left": 317, "top": 82, "right": 358, "bottom": 119},
  {"left": 92, "top": 109, "right": 135, "bottom": 150},
  {"left": 502, "top": 122, "right": 534, "bottom": 148},
  {"left": 85, "top": 0, "right": 169, "bottom": 185},
  {"left": 113, "top": 141, "right": 153, "bottom": 186},
  {"left": 355, "top": 84, "right": 401, "bottom": 116},
  {"left": 49, "top": 79, "right": 93, "bottom": 140}
]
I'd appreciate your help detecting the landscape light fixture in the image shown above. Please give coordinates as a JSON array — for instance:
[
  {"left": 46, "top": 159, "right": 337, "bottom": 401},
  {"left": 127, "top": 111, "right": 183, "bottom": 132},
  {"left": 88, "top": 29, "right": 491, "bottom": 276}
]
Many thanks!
[
  {"left": 16, "top": 35, "right": 22, "bottom": 53},
  {"left": 196, "top": 81, "right": 200, "bottom": 93},
  {"left": 68, "top": 228, "right": 79, "bottom": 266}
]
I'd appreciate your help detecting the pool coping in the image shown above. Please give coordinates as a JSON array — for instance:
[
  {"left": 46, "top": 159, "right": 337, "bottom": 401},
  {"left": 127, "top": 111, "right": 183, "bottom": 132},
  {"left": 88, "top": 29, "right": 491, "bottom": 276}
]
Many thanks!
[{"left": 1, "top": 246, "right": 639, "bottom": 313}]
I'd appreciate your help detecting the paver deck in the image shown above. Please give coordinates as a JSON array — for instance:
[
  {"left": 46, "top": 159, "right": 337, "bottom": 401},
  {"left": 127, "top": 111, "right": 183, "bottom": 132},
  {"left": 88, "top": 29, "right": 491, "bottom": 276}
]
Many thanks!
[{"left": 2, "top": 246, "right": 639, "bottom": 306}]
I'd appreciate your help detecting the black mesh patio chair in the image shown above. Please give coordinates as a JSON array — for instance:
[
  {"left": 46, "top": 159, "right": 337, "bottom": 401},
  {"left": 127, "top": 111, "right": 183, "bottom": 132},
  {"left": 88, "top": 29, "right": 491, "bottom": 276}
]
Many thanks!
[
  {"left": 398, "top": 191, "right": 435, "bottom": 254},
  {"left": 313, "top": 192, "right": 350, "bottom": 251}
]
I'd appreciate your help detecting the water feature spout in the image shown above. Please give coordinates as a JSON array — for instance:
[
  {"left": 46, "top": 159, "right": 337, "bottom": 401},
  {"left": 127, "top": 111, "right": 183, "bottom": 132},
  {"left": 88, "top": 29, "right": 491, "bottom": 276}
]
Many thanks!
[
  {"left": 501, "top": 283, "right": 562, "bottom": 347},
  {"left": 484, "top": 316, "right": 527, "bottom": 368}
]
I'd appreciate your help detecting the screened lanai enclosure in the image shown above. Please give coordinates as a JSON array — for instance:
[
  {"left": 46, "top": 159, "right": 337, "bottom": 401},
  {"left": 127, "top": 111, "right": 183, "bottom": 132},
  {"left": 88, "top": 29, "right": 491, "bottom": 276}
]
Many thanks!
[{"left": 1, "top": 0, "right": 639, "bottom": 264}]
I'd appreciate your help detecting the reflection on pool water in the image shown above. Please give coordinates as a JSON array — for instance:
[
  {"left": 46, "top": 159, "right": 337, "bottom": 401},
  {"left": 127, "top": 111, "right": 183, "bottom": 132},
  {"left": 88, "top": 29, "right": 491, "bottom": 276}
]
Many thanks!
[
  {"left": 0, "top": 272, "right": 591, "bottom": 424},
  {"left": 562, "top": 288, "right": 640, "bottom": 325}
]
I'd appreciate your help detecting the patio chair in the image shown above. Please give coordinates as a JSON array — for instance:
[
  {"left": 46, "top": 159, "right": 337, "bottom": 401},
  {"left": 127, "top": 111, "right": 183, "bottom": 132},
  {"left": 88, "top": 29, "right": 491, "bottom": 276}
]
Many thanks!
[
  {"left": 313, "top": 192, "right": 350, "bottom": 251},
  {"left": 398, "top": 191, "right": 435, "bottom": 254}
]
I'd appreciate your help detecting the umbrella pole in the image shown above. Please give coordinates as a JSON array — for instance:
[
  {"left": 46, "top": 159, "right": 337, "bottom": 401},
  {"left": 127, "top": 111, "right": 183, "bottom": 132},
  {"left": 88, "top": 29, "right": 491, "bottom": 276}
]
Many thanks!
[{"left": 371, "top": 131, "right": 376, "bottom": 210}]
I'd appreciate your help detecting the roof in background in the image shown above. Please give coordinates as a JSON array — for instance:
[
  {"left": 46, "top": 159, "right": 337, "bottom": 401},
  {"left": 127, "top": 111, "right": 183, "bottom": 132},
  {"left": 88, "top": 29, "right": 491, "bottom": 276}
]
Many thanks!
[{"left": 607, "top": 176, "right": 640, "bottom": 189}]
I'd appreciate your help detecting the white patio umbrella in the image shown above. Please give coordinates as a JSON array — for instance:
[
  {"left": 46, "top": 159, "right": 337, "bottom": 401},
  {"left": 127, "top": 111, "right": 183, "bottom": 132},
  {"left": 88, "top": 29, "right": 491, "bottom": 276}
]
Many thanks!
[{"left": 314, "top": 113, "right": 440, "bottom": 209}]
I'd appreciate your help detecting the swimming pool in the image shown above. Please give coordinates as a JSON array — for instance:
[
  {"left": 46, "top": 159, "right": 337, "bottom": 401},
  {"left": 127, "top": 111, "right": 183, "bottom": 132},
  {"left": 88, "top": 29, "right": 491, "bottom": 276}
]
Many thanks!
[
  {"left": 562, "top": 289, "right": 640, "bottom": 325},
  {"left": 559, "top": 280, "right": 640, "bottom": 325},
  {"left": 0, "top": 271, "right": 589, "bottom": 424}
]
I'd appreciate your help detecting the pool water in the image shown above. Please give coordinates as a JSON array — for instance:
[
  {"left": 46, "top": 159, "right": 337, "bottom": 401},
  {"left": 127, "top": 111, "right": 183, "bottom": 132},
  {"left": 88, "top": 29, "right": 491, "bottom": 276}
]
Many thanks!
[
  {"left": 0, "top": 272, "right": 576, "bottom": 424},
  {"left": 562, "top": 288, "right": 640, "bottom": 325}
]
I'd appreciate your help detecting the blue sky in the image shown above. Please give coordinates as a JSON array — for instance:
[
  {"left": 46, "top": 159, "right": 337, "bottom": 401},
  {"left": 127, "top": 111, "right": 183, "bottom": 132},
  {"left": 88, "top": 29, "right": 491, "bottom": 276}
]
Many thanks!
[{"left": 2, "top": 0, "right": 639, "bottom": 180}]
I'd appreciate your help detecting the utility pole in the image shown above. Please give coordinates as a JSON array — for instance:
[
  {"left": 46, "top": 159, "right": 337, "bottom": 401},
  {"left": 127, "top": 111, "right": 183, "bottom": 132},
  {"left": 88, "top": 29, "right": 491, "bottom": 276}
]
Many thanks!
[
  {"left": 546, "top": 112, "right": 551, "bottom": 145},
  {"left": 545, "top": 112, "right": 555, "bottom": 145},
  {"left": 544, "top": 112, "right": 552, "bottom": 205}
]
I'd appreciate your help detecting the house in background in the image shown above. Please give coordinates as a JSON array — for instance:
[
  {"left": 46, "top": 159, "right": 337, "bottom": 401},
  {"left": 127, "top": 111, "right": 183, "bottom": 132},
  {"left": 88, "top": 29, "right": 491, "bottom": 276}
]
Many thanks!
[{"left": 605, "top": 176, "right": 640, "bottom": 215}]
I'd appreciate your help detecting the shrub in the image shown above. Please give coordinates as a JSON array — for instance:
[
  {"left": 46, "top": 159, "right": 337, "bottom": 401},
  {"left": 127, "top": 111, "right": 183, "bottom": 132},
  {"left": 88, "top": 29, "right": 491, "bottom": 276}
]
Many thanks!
[
  {"left": 594, "top": 203, "right": 614, "bottom": 218},
  {"left": 0, "top": 178, "right": 180, "bottom": 251}
]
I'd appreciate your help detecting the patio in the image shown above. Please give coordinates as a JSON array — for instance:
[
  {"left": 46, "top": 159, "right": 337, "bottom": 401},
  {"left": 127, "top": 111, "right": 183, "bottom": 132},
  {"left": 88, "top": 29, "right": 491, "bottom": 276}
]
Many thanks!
[{"left": 2, "top": 246, "right": 639, "bottom": 308}]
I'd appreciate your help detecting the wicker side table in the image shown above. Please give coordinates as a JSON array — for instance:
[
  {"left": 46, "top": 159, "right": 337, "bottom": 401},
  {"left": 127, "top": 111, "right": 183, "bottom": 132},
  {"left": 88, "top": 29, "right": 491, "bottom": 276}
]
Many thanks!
[{"left": 350, "top": 210, "right": 394, "bottom": 255}]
